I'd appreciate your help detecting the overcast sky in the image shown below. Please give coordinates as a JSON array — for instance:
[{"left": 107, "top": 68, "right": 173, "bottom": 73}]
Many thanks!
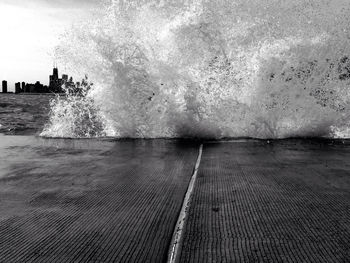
[{"left": 0, "top": 0, "right": 101, "bottom": 90}]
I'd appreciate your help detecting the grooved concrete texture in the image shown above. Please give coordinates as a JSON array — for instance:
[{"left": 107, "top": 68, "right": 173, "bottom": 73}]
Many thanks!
[
  {"left": 180, "top": 140, "right": 350, "bottom": 263},
  {"left": 0, "top": 137, "right": 199, "bottom": 263}
]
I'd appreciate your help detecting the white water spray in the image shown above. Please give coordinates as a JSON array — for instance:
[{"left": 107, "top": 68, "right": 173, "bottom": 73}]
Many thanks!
[{"left": 41, "top": 0, "right": 350, "bottom": 139}]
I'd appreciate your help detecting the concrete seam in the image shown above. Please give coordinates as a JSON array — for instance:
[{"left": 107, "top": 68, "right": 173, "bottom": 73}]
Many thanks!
[{"left": 167, "top": 144, "right": 203, "bottom": 263}]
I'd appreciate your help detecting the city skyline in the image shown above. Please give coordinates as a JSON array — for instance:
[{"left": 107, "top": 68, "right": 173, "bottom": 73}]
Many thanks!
[
  {"left": 0, "top": 0, "right": 100, "bottom": 91},
  {"left": 1, "top": 66, "right": 77, "bottom": 94}
]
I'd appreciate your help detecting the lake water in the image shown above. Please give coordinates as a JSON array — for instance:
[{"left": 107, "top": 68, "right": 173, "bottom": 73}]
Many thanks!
[{"left": 0, "top": 94, "right": 52, "bottom": 135}]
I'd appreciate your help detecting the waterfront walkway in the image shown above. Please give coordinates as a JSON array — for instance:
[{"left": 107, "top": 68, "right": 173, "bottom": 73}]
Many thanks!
[{"left": 0, "top": 137, "right": 349, "bottom": 262}]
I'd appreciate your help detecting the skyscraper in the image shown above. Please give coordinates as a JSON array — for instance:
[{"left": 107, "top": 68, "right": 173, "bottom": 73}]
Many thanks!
[
  {"left": 53, "top": 67, "right": 58, "bottom": 77},
  {"left": 62, "top": 74, "right": 68, "bottom": 82},
  {"left": 15, "top": 82, "right": 21, "bottom": 94},
  {"left": 49, "top": 67, "right": 63, "bottom": 93},
  {"left": 2, "top": 80, "right": 7, "bottom": 93}
]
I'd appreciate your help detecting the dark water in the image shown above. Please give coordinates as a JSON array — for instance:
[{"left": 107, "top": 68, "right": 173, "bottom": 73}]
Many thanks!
[{"left": 0, "top": 94, "right": 52, "bottom": 135}]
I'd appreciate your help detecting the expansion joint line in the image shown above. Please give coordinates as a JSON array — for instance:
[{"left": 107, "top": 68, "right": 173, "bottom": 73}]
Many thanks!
[{"left": 167, "top": 144, "right": 203, "bottom": 263}]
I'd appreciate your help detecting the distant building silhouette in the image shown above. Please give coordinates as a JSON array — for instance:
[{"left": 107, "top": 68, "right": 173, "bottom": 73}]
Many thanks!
[
  {"left": 2, "top": 80, "right": 7, "bottom": 93},
  {"left": 49, "top": 67, "right": 64, "bottom": 93},
  {"left": 24, "top": 82, "right": 30, "bottom": 93},
  {"left": 3, "top": 67, "right": 79, "bottom": 94},
  {"left": 35, "top": 81, "right": 46, "bottom": 93},
  {"left": 62, "top": 74, "right": 68, "bottom": 82},
  {"left": 15, "top": 82, "right": 21, "bottom": 94},
  {"left": 24, "top": 81, "right": 49, "bottom": 93},
  {"left": 12, "top": 67, "right": 69, "bottom": 94}
]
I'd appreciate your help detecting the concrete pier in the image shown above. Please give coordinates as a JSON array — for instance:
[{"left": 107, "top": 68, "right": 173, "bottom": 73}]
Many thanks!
[
  {"left": 0, "top": 137, "right": 349, "bottom": 262},
  {"left": 179, "top": 141, "right": 350, "bottom": 263},
  {"left": 0, "top": 138, "right": 199, "bottom": 262}
]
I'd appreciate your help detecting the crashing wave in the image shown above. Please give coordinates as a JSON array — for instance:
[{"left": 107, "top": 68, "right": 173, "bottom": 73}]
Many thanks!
[{"left": 42, "top": 0, "right": 350, "bottom": 139}]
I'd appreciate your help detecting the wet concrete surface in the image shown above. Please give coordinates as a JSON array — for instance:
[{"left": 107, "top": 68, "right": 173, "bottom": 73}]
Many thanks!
[
  {"left": 0, "top": 136, "right": 199, "bottom": 262},
  {"left": 0, "top": 137, "right": 349, "bottom": 262},
  {"left": 180, "top": 140, "right": 350, "bottom": 263}
]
